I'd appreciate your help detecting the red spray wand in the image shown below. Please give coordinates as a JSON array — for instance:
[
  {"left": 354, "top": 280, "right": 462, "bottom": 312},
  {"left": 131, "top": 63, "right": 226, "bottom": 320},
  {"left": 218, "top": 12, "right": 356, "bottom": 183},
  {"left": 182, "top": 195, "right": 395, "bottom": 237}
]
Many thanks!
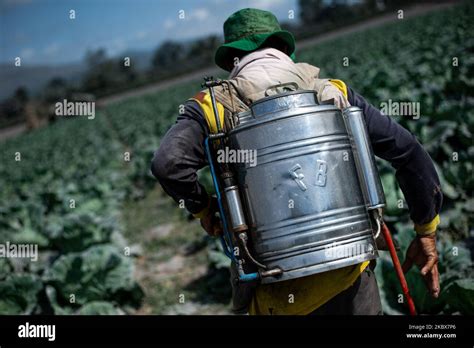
[{"left": 381, "top": 222, "right": 417, "bottom": 315}]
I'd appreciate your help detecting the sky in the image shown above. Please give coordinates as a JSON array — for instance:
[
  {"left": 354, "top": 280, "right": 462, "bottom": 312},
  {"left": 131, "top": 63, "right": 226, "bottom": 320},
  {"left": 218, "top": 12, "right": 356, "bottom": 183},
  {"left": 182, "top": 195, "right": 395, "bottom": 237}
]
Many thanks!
[{"left": 0, "top": 0, "right": 299, "bottom": 66}]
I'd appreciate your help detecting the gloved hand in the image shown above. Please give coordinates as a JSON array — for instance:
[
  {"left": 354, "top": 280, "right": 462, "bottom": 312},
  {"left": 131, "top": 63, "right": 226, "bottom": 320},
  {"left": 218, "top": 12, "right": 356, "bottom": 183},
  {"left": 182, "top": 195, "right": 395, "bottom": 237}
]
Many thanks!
[
  {"left": 199, "top": 197, "right": 223, "bottom": 237},
  {"left": 402, "top": 233, "right": 440, "bottom": 298}
]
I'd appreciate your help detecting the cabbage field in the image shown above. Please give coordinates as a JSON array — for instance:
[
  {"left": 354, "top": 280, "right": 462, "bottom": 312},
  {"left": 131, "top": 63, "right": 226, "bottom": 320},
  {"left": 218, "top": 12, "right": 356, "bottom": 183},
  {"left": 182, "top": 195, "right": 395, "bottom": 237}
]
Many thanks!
[{"left": 0, "top": 2, "right": 472, "bottom": 314}]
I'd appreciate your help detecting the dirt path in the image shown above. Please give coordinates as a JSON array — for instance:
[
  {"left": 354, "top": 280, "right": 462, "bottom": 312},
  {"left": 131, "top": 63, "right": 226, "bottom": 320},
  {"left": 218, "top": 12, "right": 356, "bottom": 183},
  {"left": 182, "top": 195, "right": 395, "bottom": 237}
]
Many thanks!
[
  {"left": 0, "top": 123, "right": 27, "bottom": 142},
  {"left": 122, "top": 188, "right": 232, "bottom": 315}
]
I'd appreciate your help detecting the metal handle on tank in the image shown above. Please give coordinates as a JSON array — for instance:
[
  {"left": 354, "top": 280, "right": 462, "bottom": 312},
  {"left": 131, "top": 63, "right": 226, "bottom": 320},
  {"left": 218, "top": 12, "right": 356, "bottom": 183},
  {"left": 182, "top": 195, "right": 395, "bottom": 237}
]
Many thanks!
[{"left": 342, "top": 107, "right": 386, "bottom": 211}]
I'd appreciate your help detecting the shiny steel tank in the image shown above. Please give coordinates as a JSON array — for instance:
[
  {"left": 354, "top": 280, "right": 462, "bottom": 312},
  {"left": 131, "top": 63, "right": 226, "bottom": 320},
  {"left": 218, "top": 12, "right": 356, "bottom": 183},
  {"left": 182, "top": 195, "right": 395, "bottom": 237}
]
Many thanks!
[{"left": 228, "top": 91, "right": 379, "bottom": 283}]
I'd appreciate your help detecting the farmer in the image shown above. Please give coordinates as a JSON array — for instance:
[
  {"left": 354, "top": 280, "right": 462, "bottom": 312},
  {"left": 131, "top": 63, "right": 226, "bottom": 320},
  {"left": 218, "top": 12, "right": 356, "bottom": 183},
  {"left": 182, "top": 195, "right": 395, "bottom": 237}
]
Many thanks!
[{"left": 151, "top": 8, "right": 442, "bottom": 315}]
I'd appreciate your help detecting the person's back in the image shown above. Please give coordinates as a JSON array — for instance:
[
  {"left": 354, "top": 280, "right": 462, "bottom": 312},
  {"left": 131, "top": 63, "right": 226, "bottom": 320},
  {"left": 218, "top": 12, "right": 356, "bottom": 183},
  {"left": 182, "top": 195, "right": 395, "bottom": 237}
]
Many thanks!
[{"left": 151, "top": 8, "right": 442, "bottom": 315}]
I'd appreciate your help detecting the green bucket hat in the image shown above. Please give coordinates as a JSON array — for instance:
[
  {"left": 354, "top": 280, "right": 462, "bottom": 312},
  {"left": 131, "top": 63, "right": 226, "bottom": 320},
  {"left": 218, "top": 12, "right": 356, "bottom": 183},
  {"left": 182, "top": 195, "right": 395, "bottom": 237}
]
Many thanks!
[{"left": 215, "top": 8, "right": 296, "bottom": 71}]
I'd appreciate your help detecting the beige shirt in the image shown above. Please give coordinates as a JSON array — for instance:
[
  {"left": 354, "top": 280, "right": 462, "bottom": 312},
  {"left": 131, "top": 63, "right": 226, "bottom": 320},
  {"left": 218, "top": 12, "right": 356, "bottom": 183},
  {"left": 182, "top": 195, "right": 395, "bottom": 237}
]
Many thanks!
[{"left": 228, "top": 47, "right": 350, "bottom": 109}]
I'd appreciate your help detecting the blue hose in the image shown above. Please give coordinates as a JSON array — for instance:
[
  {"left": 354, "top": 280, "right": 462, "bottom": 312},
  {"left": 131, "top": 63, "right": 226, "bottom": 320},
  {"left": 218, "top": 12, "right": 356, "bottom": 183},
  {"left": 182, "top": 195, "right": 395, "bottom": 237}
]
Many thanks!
[
  {"left": 204, "top": 137, "right": 235, "bottom": 261},
  {"left": 204, "top": 137, "right": 259, "bottom": 282},
  {"left": 238, "top": 272, "right": 259, "bottom": 282}
]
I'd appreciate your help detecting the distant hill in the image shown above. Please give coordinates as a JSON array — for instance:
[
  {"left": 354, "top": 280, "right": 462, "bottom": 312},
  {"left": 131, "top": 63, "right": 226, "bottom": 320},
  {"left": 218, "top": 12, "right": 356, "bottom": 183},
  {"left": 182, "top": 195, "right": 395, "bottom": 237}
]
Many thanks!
[
  {"left": 120, "top": 49, "right": 155, "bottom": 71},
  {"left": 0, "top": 62, "right": 86, "bottom": 100},
  {"left": 0, "top": 49, "right": 155, "bottom": 101}
]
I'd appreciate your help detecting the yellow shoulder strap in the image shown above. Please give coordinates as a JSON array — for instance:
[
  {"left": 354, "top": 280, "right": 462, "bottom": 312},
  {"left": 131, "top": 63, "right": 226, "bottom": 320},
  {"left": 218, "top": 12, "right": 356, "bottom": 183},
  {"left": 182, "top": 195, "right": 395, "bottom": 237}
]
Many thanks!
[
  {"left": 192, "top": 82, "right": 346, "bottom": 131},
  {"left": 190, "top": 91, "right": 225, "bottom": 134},
  {"left": 192, "top": 81, "right": 346, "bottom": 133},
  {"left": 329, "top": 79, "right": 348, "bottom": 99}
]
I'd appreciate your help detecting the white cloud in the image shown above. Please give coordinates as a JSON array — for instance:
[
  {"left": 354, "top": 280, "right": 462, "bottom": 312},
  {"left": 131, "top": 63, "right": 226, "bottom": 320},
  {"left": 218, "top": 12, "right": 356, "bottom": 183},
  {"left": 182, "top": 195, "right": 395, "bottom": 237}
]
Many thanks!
[
  {"left": 43, "top": 43, "right": 60, "bottom": 56},
  {"left": 188, "top": 8, "right": 210, "bottom": 22},
  {"left": 163, "top": 18, "right": 176, "bottom": 30},
  {"left": 135, "top": 30, "right": 148, "bottom": 40},
  {"left": 162, "top": 8, "right": 210, "bottom": 33},
  {"left": 19, "top": 48, "right": 34, "bottom": 59},
  {"left": 108, "top": 38, "right": 126, "bottom": 56},
  {"left": 258, "top": 0, "right": 285, "bottom": 10}
]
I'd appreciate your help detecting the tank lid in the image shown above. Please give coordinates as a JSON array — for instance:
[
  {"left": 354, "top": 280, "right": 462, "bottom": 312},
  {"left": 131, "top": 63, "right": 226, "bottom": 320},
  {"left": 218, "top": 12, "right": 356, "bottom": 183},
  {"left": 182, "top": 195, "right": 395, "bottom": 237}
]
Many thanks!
[{"left": 236, "top": 90, "right": 318, "bottom": 125}]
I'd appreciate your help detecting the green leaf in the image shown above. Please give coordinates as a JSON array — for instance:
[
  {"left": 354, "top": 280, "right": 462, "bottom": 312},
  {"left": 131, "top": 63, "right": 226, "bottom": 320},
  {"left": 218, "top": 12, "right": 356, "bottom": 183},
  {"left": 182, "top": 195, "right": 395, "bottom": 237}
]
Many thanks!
[
  {"left": 77, "top": 301, "right": 122, "bottom": 315},
  {"left": 43, "top": 244, "right": 143, "bottom": 308},
  {"left": 0, "top": 258, "right": 12, "bottom": 280},
  {"left": 434, "top": 163, "right": 459, "bottom": 199},
  {"left": 444, "top": 279, "right": 474, "bottom": 314},
  {"left": 45, "top": 285, "right": 73, "bottom": 315},
  {"left": 0, "top": 274, "right": 42, "bottom": 314},
  {"left": 44, "top": 212, "right": 115, "bottom": 252}
]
